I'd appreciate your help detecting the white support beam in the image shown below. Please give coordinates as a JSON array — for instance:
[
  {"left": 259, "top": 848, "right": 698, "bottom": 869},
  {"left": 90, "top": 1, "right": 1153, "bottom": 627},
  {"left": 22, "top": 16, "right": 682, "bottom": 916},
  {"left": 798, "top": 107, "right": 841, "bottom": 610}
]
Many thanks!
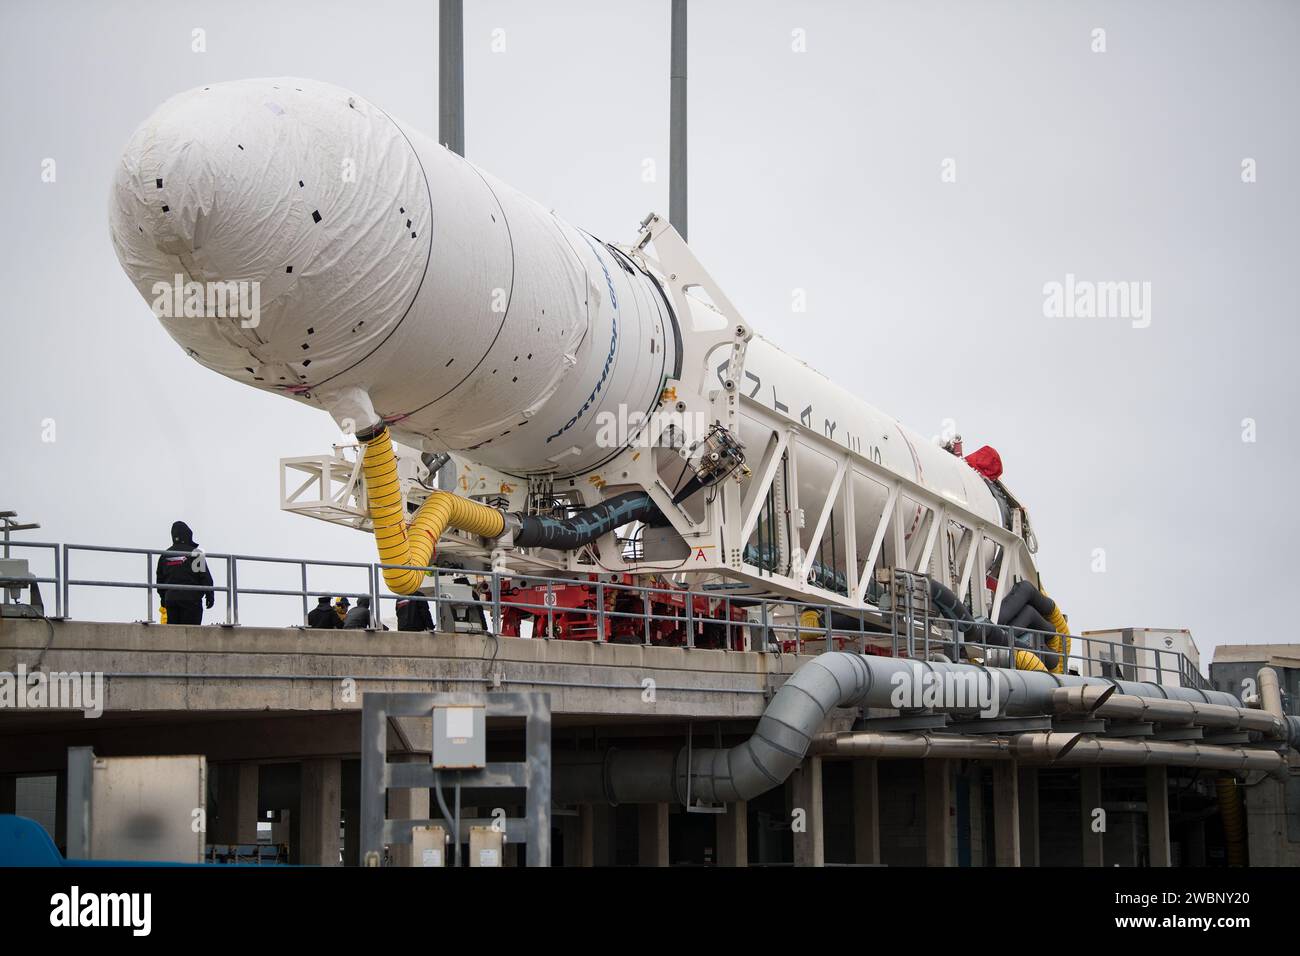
[{"left": 801, "top": 455, "right": 847, "bottom": 582}]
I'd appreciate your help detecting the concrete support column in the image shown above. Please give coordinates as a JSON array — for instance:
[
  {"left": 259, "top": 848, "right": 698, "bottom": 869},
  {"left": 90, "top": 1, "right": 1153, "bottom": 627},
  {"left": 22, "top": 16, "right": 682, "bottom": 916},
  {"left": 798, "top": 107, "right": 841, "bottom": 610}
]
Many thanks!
[
  {"left": 591, "top": 803, "right": 615, "bottom": 866},
  {"left": 211, "top": 763, "right": 259, "bottom": 845},
  {"left": 992, "top": 760, "right": 1021, "bottom": 867},
  {"left": 1080, "top": 767, "right": 1104, "bottom": 867},
  {"left": 577, "top": 804, "right": 598, "bottom": 866},
  {"left": 299, "top": 758, "right": 342, "bottom": 867},
  {"left": 1018, "top": 766, "right": 1040, "bottom": 867},
  {"left": 790, "top": 756, "right": 824, "bottom": 867},
  {"left": 1146, "top": 765, "right": 1171, "bottom": 868},
  {"left": 638, "top": 802, "right": 670, "bottom": 867},
  {"left": 924, "top": 759, "right": 954, "bottom": 867},
  {"left": 852, "top": 758, "right": 881, "bottom": 865},
  {"left": 716, "top": 801, "right": 747, "bottom": 867},
  {"left": 386, "top": 755, "right": 429, "bottom": 868}
]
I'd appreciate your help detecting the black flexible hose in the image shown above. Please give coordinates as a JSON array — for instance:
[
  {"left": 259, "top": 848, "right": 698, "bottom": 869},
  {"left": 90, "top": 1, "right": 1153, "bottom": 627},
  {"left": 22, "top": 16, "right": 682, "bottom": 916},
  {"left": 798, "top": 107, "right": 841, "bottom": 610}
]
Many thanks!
[{"left": 512, "top": 491, "right": 666, "bottom": 550}]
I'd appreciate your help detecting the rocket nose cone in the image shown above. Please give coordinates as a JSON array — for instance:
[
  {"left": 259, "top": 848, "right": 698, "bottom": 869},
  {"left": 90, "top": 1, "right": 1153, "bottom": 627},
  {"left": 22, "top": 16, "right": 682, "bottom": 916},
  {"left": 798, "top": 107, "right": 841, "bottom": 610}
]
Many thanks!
[
  {"left": 110, "top": 78, "right": 429, "bottom": 391},
  {"left": 110, "top": 81, "right": 311, "bottom": 290}
]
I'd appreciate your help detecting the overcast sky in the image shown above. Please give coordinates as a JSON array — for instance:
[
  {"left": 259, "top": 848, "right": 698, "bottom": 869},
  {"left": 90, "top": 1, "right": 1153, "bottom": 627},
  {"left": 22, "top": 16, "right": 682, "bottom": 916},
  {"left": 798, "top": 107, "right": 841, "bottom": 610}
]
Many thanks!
[{"left": 2, "top": 0, "right": 1297, "bottom": 663}]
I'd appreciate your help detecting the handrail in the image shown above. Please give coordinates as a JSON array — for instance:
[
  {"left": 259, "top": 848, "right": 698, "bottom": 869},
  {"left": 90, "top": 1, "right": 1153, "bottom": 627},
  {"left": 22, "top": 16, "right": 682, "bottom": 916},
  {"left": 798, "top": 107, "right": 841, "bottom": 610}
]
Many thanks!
[{"left": 0, "top": 539, "right": 1208, "bottom": 689}]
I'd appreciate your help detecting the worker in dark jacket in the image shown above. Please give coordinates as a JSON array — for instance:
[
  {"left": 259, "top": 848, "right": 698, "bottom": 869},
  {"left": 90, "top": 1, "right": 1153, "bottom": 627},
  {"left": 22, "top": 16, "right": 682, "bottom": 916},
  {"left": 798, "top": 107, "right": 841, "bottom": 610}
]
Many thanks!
[
  {"left": 155, "top": 521, "right": 214, "bottom": 625},
  {"left": 343, "top": 595, "right": 376, "bottom": 629},
  {"left": 396, "top": 596, "right": 434, "bottom": 632},
  {"left": 307, "top": 596, "right": 341, "bottom": 628}
]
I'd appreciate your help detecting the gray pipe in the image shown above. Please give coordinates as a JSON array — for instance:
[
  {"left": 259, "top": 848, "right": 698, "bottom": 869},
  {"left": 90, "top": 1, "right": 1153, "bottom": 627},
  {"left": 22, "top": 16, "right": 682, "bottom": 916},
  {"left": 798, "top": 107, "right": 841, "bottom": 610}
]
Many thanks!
[{"left": 555, "top": 652, "right": 1260, "bottom": 806}]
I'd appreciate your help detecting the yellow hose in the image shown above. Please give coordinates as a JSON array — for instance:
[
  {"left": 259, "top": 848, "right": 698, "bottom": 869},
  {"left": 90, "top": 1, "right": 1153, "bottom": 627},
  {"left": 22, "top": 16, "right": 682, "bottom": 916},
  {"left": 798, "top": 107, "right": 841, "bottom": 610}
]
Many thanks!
[
  {"left": 1042, "top": 587, "right": 1072, "bottom": 675},
  {"left": 1015, "top": 649, "right": 1048, "bottom": 672},
  {"left": 360, "top": 427, "right": 506, "bottom": 594}
]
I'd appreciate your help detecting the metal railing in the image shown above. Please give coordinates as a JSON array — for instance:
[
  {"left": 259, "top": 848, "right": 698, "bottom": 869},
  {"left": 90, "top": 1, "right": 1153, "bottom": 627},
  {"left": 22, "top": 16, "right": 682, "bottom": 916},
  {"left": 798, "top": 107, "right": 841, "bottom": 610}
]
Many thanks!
[{"left": 0, "top": 539, "right": 1207, "bottom": 689}]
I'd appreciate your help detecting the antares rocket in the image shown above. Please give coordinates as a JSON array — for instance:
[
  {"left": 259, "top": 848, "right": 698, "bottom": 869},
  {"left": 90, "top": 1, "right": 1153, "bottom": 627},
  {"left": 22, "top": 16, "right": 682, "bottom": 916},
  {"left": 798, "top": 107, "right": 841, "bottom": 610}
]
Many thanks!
[{"left": 110, "top": 77, "right": 1049, "bottom": 640}]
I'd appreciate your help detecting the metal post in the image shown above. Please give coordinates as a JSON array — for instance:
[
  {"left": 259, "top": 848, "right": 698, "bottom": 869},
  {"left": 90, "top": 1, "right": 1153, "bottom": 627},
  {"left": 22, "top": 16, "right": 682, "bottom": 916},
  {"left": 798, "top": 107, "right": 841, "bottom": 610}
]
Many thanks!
[
  {"left": 595, "top": 580, "right": 605, "bottom": 643},
  {"left": 669, "top": 0, "right": 688, "bottom": 240},
  {"left": 61, "top": 544, "right": 70, "bottom": 620},
  {"left": 434, "top": 571, "right": 442, "bottom": 631},
  {"left": 643, "top": 586, "right": 652, "bottom": 646},
  {"left": 229, "top": 556, "right": 240, "bottom": 626},
  {"left": 547, "top": 580, "right": 555, "bottom": 639},
  {"left": 53, "top": 544, "right": 62, "bottom": 618},
  {"left": 685, "top": 587, "right": 695, "bottom": 648},
  {"left": 300, "top": 562, "right": 309, "bottom": 624},
  {"left": 369, "top": 564, "right": 380, "bottom": 629},
  {"left": 145, "top": 551, "right": 154, "bottom": 624},
  {"left": 491, "top": 571, "right": 502, "bottom": 637},
  {"left": 224, "top": 556, "right": 235, "bottom": 624},
  {"left": 439, "top": 0, "right": 465, "bottom": 155}
]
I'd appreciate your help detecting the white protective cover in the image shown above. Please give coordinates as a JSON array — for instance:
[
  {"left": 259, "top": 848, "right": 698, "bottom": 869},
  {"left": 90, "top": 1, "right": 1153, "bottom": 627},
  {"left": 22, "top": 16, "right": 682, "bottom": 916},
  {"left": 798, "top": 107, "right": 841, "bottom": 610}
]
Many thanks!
[{"left": 111, "top": 78, "right": 674, "bottom": 476}]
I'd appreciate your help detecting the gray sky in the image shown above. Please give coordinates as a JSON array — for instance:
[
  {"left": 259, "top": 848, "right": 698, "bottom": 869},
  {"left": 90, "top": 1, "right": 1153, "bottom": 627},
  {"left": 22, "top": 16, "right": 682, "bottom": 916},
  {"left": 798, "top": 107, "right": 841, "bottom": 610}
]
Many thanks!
[{"left": 2, "top": 0, "right": 1297, "bottom": 662}]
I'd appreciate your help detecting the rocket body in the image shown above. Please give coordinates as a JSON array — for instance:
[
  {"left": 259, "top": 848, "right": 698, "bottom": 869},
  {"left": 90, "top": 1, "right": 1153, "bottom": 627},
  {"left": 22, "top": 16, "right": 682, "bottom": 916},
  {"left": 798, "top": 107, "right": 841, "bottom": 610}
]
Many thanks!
[{"left": 111, "top": 77, "right": 1000, "bottom": 532}]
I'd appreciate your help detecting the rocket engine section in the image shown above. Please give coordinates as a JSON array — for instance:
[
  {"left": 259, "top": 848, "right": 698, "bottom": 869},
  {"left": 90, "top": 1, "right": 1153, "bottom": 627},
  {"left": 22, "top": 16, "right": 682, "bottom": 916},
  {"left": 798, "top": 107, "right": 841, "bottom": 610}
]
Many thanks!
[{"left": 109, "top": 77, "right": 676, "bottom": 477}]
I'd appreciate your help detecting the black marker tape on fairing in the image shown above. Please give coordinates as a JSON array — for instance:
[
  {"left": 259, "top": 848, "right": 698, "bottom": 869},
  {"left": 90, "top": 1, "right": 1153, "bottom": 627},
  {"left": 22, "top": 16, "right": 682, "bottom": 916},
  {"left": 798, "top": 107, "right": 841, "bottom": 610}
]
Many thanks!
[{"left": 546, "top": 236, "right": 622, "bottom": 444}]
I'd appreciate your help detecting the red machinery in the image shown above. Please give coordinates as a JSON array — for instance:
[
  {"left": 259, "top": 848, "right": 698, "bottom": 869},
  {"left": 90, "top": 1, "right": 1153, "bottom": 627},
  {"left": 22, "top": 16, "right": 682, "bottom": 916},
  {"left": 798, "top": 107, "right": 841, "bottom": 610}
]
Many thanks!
[{"left": 495, "top": 574, "right": 748, "bottom": 649}]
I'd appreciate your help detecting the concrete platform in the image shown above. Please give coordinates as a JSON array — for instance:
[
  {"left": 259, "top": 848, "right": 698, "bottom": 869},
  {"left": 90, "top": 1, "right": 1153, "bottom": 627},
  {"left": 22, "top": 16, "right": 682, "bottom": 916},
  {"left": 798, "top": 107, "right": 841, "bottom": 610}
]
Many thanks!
[{"left": 0, "top": 619, "right": 806, "bottom": 773}]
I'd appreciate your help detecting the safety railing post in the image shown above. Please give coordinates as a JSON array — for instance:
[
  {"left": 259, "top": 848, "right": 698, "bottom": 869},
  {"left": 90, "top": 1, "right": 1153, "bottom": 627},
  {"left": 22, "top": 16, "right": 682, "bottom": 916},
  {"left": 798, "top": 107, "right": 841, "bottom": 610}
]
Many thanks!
[
  {"left": 230, "top": 556, "right": 240, "bottom": 626},
  {"left": 61, "top": 544, "right": 70, "bottom": 620},
  {"left": 491, "top": 572, "right": 502, "bottom": 638},
  {"left": 685, "top": 588, "right": 695, "bottom": 649},
  {"left": 368, "top": 564, "right": 379, "bottom": 629},
  {"left": 145, "top": 551, "right": 154, "bottom": 624},
  {"left": 595, "top": 580, "right": 605, "bottom": 643},
  {"left": 546, "top": 580, "right": 555, "bottom": 639},
  {"left": 53, "top": 543, "right": 62, "bottom": 619},
  {"left": 643, "top": 586, "right": 652, "bottom": 646},
  {"left": 760, "top": 601, "right": 770, "bottom": 653},
  {"left": 300, "top": 562, "right": 309, "bottom": 625},
  {"left": 433, "top": 571, "right": 442, "bottom": 632}
]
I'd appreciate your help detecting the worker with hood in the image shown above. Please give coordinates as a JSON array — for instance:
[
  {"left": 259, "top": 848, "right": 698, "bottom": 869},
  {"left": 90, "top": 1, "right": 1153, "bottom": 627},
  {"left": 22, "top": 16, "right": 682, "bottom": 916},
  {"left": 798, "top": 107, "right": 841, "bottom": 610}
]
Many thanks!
[
  {"left": 334, "top": 596, "right": 350, "bottom": 624},
  {"left": 155, "top": 520, "right": 214, "bottom": 625},
  {"left": 343, "top": 595, "right": 380, "bottom": 629},
  {"left": 307, "top": 596, "right": 340, "bottom": 628}
]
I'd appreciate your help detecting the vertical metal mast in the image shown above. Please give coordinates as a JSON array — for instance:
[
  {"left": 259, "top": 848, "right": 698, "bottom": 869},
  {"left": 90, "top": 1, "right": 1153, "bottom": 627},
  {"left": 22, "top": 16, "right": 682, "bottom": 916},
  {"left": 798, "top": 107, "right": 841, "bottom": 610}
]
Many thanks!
[
  {"left": 439, "top": 0, "right": 465, "bottom": 156},
  {"left": 669, "top": 0, "right": 688, "bottom": 240}
]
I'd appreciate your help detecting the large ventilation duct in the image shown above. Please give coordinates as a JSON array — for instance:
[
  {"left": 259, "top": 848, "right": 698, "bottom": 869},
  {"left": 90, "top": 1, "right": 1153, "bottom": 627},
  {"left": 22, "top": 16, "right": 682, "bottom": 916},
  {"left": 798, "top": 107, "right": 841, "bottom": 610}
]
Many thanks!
[{"left": 554, "top": 652, "right": 1277, "bottom": 806}]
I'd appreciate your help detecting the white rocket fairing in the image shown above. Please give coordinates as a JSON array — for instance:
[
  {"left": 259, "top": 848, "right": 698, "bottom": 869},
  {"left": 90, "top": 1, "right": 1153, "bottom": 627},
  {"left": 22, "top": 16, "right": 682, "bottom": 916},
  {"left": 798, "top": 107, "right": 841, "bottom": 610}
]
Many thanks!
[
  {"left": 111, "top": 77, "right": 1023, "bottom": 603},
  {"left": 110, "top": 77, "right": 673, "bottom": 477}
]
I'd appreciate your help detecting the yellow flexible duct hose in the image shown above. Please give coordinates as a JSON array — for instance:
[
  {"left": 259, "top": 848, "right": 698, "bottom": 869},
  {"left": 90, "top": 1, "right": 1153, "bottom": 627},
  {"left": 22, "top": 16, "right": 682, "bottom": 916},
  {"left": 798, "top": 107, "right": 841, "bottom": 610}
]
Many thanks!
[
  {"left": 1042, "top": 587, "right": 1072, "bottom": 675},
  {"left": 1015, "top": 649, "right": 1049, "bottom": 672},
  {"left": 360, "top": 427, "right": 506, "bottom": 594},
  {"left": 1215, "top": 775, "right": 1247, "bottom": 866}
]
